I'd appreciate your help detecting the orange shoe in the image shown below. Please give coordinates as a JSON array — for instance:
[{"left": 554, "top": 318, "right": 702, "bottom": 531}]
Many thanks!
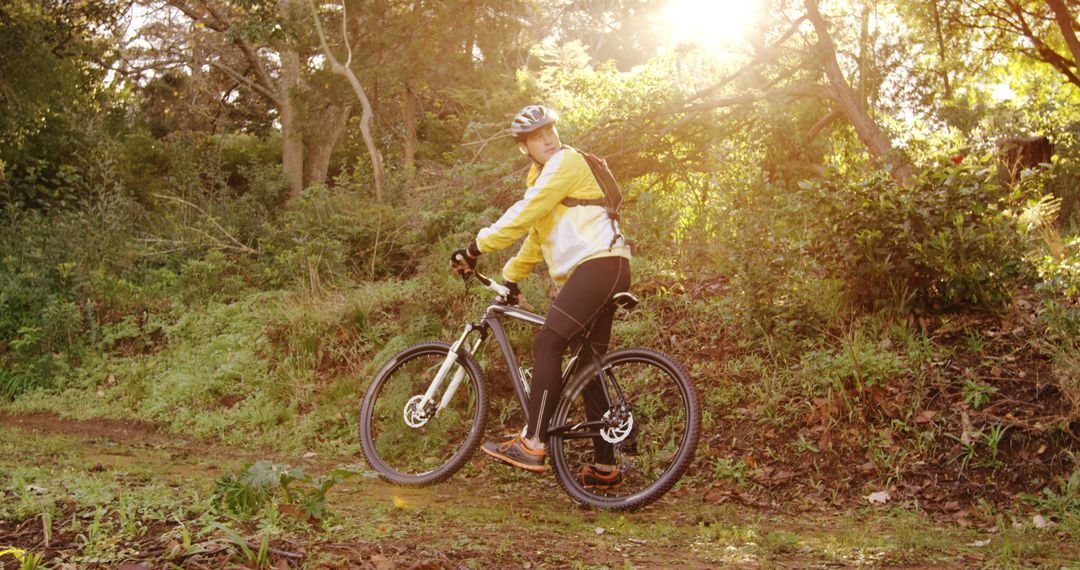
[
  {"left": 481, "top": 435, "right": 547, "bottom": 473},
  {"left": 578, "top": 464, "right": 623, "bottom": 488}
]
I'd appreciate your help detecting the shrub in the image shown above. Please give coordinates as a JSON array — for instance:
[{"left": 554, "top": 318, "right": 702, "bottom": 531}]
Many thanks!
[{"left": 804, "top": 158, "right": 1030, "bottom": 311}]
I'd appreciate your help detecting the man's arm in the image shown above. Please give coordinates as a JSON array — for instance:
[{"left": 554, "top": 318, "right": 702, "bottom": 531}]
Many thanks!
[
  {"left": 502, "top": 228, "right": 544, "bottom": 283},
  {"left": 475, "top": 150, "right": 580, "bottom": 253}
]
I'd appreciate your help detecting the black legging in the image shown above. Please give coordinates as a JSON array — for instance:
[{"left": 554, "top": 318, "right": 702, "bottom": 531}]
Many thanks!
[{"left": 526, "top": 256, "right": 631, "bottom": 464}]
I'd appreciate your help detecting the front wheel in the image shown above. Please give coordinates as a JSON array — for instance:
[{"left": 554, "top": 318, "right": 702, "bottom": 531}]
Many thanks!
[
  {"left": 549, "top": 348, "right": 700, "bottom": 511},
  {"left": 359, "top": 341, "right": 487, "bottom": 486}
]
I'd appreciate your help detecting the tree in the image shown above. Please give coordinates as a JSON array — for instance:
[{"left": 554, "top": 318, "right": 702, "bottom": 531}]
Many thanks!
[
  {"left": 0, "top": 0, "right": 127, "bottom": 206},
  {"left": 307, "top": 0, "right": 383, "bottom": 200},
  {"left": 804, "top": 0, "right": 914, "bottom": 184},
  {"left": 136, "top": 0, "right": 359, "bottom": 201},
  {"left": 968, "top": 0, "right": 1080, "bottom": 88}
]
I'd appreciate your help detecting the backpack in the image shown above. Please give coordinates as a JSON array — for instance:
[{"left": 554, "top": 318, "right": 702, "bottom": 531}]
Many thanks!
[{"left": 560, "top": 149, "right": 624, "bottom": 249}]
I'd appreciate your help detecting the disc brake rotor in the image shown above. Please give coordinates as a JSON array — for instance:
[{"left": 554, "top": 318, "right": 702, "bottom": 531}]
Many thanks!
[
  {"left": 600, "top": 409, "right": 634, "bottom": 444},
  {"left": 403, "top": 395, "right": 432, "bottom": 428}
]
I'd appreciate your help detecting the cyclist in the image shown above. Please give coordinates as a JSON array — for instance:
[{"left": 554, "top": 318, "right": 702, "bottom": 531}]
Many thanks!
[{"left": 451, "top": 104, "right": 631, "bottom": 487}]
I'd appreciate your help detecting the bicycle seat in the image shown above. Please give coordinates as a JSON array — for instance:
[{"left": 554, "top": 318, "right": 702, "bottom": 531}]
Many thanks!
[{"left": 611, "top": 292, "right": 639, "bottom": 312}]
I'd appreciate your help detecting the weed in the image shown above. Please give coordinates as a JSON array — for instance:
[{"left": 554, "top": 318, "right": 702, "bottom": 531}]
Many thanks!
[
  {"left": 0, "top": 548, "right": 45, "bottom": 570},
  {"left": 210, "top": 521, "right": 270, "bottom": 568},
  {"left": 759, "top": 529, "right": 802, "bottom": 555},
  {"left": 214, "top": 460, "right": 360, "bottom": 523},
  {"left": 1021, "top": 467, "right": 1080, "bottom": 525},
  {"left": 964, "top": 331, "right": 985, "bottom": 354},
  {"left": 116, "top": 495, "right": 147, "bottom": 539},
  {"left": 962, "top": 378, "right": 996, "bottom": 409},
  {"left": 75, "top": 507, "right": 115, "bottom": 562},
  {"left": 980, "top": 424, "right": 1008, "bottom": 469},
  {"left": 944, "top": 432, "right": 978, "bottom": 474}
]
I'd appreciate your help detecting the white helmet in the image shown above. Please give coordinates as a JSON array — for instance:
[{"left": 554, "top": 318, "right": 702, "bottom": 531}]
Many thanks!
[{"left": 510, "top": 105, "right": 558, "bottom": 141}]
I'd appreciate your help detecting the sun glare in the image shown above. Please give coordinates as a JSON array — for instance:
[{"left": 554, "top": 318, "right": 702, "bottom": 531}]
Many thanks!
[{"left": 664, "top": 0, "right": 760, "bottom": 58}]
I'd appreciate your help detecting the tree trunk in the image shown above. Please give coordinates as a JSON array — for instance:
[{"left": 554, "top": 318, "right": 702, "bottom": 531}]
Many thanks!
[
  {"left": 805, "top": 0, "right": 914, "bottom": 186},
  {"left": 279, "top": 49, "right": 305, "bottom": 202},
  {"left": 929, "top": 0, "right": 953, "bottom": 98},
  {"left": 402, "top": 79, "right": 419, "bottom": 191},
  {"left": 307, "top": 0, "right": 385, "bottom": 200},
  {"left": 858, "top": 1, "right": 871, "bottom": 106},
  {"left": 1047, "top": 0, "right": 1080, "bottom": 67},
  {"left": 304, "top": 103, "right": 353, "bottom": 187}
]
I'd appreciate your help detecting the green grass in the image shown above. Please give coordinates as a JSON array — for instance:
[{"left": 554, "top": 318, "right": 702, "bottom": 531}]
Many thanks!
[{"left": 3, "top": 423, "right": 1080, "bottom": 568}]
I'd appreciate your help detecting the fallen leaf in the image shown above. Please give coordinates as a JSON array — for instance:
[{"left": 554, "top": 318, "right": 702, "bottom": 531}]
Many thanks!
[
  {"left": 960, "top": 412, "right": 977, "bottom": 446},
  {"left": 864, "top": 490, "right": 890, "bottom": 505},
  {"left": 1033, "top": 514, "right": 1052, "bottom": 529},
  {"left": 968, "top": 538, "right": 991, "bottom": 547},
  {"left": 370, "top": 554, "right": 394, "bottom": 570},
  {"left": 914, "top": 410, "right": 936, "bottom": 423}
]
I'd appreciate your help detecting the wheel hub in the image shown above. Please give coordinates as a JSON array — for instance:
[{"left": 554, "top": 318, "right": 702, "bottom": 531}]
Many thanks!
[
  {"left": 403, "top": 395, "right": 434, "bottom": 428},
  {"left": 600, "top": 407, "right": 634, "bottom": 444}
]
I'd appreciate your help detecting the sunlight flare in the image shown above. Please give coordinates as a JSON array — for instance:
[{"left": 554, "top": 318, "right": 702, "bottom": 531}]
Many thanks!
[{"left": 663, "top": 0, "right": 761, "bottom": 56}]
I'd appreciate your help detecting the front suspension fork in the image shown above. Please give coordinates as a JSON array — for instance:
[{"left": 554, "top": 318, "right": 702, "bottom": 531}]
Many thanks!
[{"left": 419, "top": 324, "right": 484, "bottom": 414}]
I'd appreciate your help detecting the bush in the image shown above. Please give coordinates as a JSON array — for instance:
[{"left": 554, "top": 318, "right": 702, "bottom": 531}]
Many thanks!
[
  {"left": 804, "top": 158, "right": 1030, "bottom": 311},
  {"left": 260, "top": 183, "right": 424, "bottom": 290}
]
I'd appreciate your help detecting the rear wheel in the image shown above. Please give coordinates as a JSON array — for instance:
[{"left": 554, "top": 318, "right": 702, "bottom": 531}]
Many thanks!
[
  {"left": 359, "top": 341, "right": 487, "bottom": 486},
  {"left": 549, "top": 348, "right": 699, "bottom": 510}
]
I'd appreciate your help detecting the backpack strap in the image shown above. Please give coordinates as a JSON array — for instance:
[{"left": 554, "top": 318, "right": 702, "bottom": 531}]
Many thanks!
[{"left": 560, "top": 197, "right": 607, "bottom": 208}]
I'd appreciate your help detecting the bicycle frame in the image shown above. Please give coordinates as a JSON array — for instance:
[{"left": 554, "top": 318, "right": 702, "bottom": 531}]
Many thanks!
[
  {"left": 417, "top": 279, "right": 614, "bottom": 439},
  {"left": 424, "top": 303, "right": 573, "bottom": 429}
]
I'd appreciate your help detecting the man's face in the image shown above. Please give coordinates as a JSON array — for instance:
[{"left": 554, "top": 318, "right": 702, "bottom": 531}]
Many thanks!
[{"left": 519, "top": 123, "right": 560, "bottom": 164}]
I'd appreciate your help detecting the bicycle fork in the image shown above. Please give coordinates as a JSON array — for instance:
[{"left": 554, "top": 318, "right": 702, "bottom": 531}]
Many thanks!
[{"left": 417, "top": 325, "right": 484, "bottom": 418}]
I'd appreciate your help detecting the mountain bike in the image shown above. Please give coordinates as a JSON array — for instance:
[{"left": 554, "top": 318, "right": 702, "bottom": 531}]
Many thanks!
[{"left": 358, "top": 269, "right": 700, "bottom": 511}]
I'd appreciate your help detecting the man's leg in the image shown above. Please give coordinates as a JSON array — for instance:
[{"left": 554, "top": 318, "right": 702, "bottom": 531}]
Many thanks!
[{"left": 482, "top": 257, "right": 629, "bottom": 472}]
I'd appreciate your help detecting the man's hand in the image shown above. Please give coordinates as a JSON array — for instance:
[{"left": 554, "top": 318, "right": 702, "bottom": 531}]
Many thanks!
[
  {"left": 505, "top": 281, "right": 521, "bottom": 305},
  {"left": 450, "top": 242, "right": 480, "bottom": 277}
]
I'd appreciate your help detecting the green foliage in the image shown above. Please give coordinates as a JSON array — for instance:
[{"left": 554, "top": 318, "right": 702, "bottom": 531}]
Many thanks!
[
  {"left": 805, "top": 159, "right": 1030, "bottom": 310},
  {"left": 1022, "top": 467, "right": 1080, "bottom": 527},
  {"left": 260, "top": 183, "right": 421, "bottom": 289},
  {"left": 214, "top": 460, "right": 359, "bottom": 522},
  {"left": 798, "top": 330, "right": 906, "bottom": 394},
  {"left": 962, "top": 378, "right": 997, "bottom": 409},
  {"left": 0, "top": 548, "right": 44, "bottom": 570},
  {"left": 0, "top": 0, "right": 120, "bottom": 209}
]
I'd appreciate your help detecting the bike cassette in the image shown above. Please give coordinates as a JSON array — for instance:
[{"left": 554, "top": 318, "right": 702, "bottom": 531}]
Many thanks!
[
  {"left": 600, "top": 409, "right": 634, "bottom": 444},
  {"left": 403, "top": 395, "right": 435, "bottom": 428}
]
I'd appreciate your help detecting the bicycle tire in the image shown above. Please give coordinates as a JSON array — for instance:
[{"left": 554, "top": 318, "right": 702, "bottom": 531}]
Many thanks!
[
  {"left": 359, "top": 341, "right": 488, "bottom": 486},
  {"left": 549, "top": 348, "right": 700, "bottom": 511}
]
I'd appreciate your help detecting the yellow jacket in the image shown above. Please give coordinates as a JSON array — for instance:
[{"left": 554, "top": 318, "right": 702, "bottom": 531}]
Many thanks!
[{"left": 475, "top": 147, "right": 631, "bottom": 285}]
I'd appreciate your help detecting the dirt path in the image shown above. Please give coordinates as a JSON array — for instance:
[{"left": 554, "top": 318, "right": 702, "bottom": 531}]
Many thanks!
[{"left": 0, "top": 412, "right": 1068, "bottom": 569}]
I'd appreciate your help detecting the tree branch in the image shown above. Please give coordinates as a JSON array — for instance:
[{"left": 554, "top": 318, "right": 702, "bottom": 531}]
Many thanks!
[
  {"left": 307, "top": 0, "right": 384, "bottom": 200},
  {"left": 1005, "top": 0, "right": 1080, "bottom": 85},
  {"left": 804, "top": 108, "right": 843, "bottom": 145},
  {"left": 805, "top": 0, "right": 913, "bottom": 185},
  {"left": 153, "top": 193, "right": 260, "bottom": 256},
  {"left": 207, "top": 58, "right": 281, "bottom": 104},
  {"left": 1046, "top": 0, "right": 1080, "bottom": 68}
]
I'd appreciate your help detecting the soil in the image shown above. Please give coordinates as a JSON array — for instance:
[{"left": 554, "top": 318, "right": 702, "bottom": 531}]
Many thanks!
[{"left": 0, "top": 412, "right": 1012, "bottom": 569}]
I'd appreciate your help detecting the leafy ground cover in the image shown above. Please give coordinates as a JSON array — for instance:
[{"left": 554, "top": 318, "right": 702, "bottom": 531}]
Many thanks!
[{"left": 1, "top": 413, "right": 1078, "bottom": 569}]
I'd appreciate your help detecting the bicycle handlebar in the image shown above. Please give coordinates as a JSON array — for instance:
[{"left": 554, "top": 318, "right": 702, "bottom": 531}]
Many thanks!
[{"left": 453, "top": 253, "right": 510, "bottom": 298}]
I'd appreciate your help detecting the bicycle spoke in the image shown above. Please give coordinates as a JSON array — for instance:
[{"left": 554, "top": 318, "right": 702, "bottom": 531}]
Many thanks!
[
  {"left": 550, "top": 349, "right": 699, "bottom": 510},
  {"left": 360, "top": 342, "right": 487, "bottom": 485}
]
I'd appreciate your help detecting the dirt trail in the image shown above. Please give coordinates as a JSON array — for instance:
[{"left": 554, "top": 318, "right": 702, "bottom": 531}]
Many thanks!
[{"left": 0, "top": 412, "right": 1046, "bottom": 569}]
